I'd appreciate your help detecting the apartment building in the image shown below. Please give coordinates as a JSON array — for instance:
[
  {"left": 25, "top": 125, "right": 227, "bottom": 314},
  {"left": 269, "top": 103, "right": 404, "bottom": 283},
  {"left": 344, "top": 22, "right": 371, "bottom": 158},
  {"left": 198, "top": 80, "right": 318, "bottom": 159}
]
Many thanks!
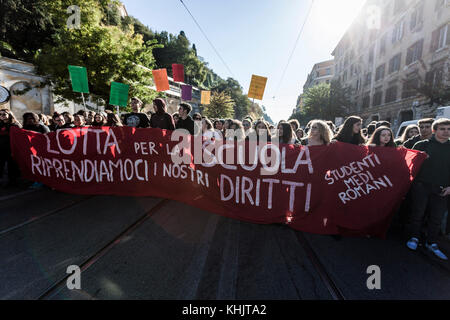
[
  {"left": 332, "top": 0, "right": 449, "bottom": 131},
  {"left": 303, "top": 59, "right": 335, "bottom": 92}
]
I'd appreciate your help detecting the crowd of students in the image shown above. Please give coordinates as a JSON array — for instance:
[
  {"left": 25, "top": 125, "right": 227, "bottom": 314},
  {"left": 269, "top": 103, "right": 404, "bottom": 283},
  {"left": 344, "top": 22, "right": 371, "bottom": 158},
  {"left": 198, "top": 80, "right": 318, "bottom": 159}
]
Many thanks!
[{"left": 1, "top": 98, "right": 449, "bottom": 260}]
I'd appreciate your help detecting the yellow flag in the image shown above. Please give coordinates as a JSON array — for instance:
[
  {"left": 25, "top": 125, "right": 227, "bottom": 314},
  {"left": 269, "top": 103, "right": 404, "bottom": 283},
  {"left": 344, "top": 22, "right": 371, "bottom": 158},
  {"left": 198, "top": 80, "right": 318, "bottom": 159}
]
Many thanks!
[
  {"left": 248, "top": 75, "right": 267, "bottom": 100},
  {"left": 201, "top": 91, "right": 211, "bottom": 105}
]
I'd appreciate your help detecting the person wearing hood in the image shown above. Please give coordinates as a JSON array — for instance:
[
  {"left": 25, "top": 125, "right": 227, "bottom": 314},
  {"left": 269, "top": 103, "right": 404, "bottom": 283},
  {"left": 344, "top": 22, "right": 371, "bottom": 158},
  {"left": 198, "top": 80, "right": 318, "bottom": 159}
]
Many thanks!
[{"left": 150, "top": 98, "right": 175, "bottom": 130}]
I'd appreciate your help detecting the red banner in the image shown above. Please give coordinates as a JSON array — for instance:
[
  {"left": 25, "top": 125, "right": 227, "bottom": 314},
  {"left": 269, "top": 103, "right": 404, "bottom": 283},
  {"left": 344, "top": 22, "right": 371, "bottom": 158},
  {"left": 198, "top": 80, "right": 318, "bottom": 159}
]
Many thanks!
[{"left": 10, "top": 127, "right": 427, "bottom": 238}]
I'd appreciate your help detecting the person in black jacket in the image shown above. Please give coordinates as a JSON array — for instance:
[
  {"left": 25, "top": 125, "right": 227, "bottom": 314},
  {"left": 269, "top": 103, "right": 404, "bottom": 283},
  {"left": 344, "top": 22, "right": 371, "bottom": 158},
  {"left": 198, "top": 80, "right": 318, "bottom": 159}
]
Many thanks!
[
  {"left": 23, "top": 112, "right": 50, "bottom": 134},
  {"left": 175, "top": 103, "right": 195, "bottom": 135},
  {"left": 403, "top": 118, "right": 433, "bottom": 149},
  {"left": 333, "top": 116, "right": 366, "bottom": 145},
  {"left": 0, "top": 109, "right": 22, "bottom": 187},
  {"left": 150, "top": 98, "right": 175, "bottom": 130},
  {"left": 406, "top": 118, "right": 450, "bottom": 260}
]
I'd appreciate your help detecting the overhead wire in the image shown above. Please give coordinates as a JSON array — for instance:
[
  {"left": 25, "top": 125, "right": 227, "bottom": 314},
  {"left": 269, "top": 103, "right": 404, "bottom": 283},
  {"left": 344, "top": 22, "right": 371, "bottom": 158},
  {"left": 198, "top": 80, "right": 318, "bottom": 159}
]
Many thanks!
[
  {"left": 179, "top": 0, "right": 236, "bottom": 79},
  {"left": 272, "top": 0, "right": 315, "bottom": 100}
]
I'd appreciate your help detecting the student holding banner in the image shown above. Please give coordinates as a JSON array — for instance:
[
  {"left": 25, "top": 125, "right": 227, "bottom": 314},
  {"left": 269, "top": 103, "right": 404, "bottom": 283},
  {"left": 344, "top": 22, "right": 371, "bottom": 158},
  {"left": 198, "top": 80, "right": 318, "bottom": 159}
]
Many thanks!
[
  {"left": 0, "top": 109, "right": 21, "bottom": 187},
  {"left": 150, "top": 98, "right": 175, "bottom": 130},
  {"left": 406, "top": 118, "right": 450, "bottom": 260}
]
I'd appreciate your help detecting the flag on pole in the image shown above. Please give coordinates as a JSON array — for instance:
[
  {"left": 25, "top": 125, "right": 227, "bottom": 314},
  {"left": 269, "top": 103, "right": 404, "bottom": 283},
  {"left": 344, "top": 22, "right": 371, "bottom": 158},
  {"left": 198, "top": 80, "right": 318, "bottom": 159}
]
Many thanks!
[
  {"left": 152, "top": 69, "right": 170, "bottom": 92},
  {"left": 109, "top": 82, "right": 129, "bottom": 107},
  {"left": 181, "top": 85, "right": 192, "bottom": 101},
  {"left": 201, "top": 91, "right": 211, "bottom": 105},
  {"left": 68, "top": 65, "right": 89, "bottom": 93},
  {"left": 248, "top": 75, "right": 267, "bottom": 100},
  {"left": 172, "top": 64, "right": 185, "bottom": 82}
]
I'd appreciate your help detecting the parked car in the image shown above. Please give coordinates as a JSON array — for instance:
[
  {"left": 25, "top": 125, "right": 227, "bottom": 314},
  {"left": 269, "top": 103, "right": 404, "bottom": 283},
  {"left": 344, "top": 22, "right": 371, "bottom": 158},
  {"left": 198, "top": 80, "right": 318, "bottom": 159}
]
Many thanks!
[
  {"left": 396, "top": 120, "right": 419, "bottom": 139},
  {"left": 436, "top": 106, "right": 450, "bottom": 119}
]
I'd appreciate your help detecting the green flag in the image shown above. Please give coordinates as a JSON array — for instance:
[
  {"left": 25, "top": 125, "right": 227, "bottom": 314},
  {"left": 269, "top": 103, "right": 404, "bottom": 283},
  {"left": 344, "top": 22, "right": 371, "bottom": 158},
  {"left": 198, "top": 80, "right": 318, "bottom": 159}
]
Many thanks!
[
  {"left": 68, "top": 65, "right": 89, "bottom": 93},
  {"left": 109, "top": 82, "right": 129, "bottom": 107}
]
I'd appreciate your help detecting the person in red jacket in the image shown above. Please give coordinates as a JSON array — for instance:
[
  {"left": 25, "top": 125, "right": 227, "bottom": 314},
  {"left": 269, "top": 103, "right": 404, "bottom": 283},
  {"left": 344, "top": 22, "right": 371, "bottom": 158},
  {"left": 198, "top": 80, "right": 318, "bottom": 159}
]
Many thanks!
[{"left": 150, "top": 98, "right": 175, "bottom": 130}]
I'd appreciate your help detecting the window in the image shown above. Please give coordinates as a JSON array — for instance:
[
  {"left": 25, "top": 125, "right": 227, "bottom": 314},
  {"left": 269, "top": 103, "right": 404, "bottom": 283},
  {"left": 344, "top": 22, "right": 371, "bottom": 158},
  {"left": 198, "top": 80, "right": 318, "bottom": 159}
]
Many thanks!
[
  {"left": 343, "top": 71, "right": 348, "bottom": 82},
  {"left": 389, "top": 53, "right": 401, "bottom": 73},
  {"left": 373, "top": 89, "right": 383, "bottom": 107},
  {"left": 326, "top": 68, "right": 331, "bottom": 75},
  {"left": 379, "top": 34, "right": 387, "bottom": 55},
  {"left": 406, "top": 39, "right": 424, "bottom": 65},
  {"left": 402, "top": 77, "right": 419, "bottom": 99},
  {"left": 368, "top": 46, "right": 375, "bottom": 64},
  {"left": 385, "top": 84, "right": 398, "bottom": 103},
  {"left": 375, "top": 64, "right": 385, "bottom": 81},
  {"left": 426, "top": 67, "right": 444, "bottom": 88},
  {"left": 438, "top": 24, "right": 449, "bottom": 49},
  {"left": 364, "top": 72, "right": 372, "bottom": 87},
  {"left": 392, "top": 20, "right": 404, "bottom": 44},
  {"left": 410, "top": 3, "right": 424, "bottom": 31},
  {"left": 363, "top": 93, "right": 371, "bottom": 109}
]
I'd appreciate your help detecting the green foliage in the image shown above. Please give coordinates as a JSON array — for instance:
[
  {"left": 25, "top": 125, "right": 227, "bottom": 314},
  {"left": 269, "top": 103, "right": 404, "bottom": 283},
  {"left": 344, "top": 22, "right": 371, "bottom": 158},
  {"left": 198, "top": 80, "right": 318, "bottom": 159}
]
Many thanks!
[
  {"left": 299, "top": 81, "right": 349, "bottom": 122},
  {"left": 203, "top": 91, "right": 235, "bottom": 119},
  {"left": 33, "top": 0, "right": 161, "bottom": 105},
  {"left": 0, "top": 0, "right": 55, "bottom": 61}
]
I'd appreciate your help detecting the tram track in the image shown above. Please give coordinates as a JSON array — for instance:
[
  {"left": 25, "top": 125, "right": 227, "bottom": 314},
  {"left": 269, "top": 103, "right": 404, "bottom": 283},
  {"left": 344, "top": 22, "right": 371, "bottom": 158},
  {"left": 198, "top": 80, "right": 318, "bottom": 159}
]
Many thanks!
[
  {"left": 294, "top": 232, "right": 346, "bottom": 300},
  {"left": 37, "top": 198, "right": 170, "bottom": 300},
  {"left": 0, "top": 195, "right": 95, "bottom": 237}
]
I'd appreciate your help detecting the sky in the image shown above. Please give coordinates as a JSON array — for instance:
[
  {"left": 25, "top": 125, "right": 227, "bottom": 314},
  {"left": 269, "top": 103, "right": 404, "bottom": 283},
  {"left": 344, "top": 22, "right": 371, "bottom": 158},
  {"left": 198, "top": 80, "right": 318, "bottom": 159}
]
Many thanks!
[{"left": 121, "top": 0, "right": 367, "bottom": 123}]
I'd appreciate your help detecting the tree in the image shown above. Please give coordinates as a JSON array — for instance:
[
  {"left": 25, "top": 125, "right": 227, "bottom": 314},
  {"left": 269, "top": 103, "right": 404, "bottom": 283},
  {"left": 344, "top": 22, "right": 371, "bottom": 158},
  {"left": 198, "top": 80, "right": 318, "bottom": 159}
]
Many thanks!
[
  {"left": 203, "top": 91, "right": 234, "bottom": 119},
  {"left": 0, "top": 0, "right": 55, "bottom": 61},
  {"left": 34, "top": 0, "right": 161, "bottom": 105},
  {"left": 299, "top": 81, "right": 348, "bottom": 121}
]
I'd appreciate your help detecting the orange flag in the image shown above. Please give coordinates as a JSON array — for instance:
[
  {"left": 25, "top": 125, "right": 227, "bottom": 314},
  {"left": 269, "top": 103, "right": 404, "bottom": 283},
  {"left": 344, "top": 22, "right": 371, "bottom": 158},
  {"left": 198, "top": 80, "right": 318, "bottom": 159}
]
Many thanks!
[
  {"left": 152, "top": 69, "right": 170, "bottom": 92},
  {"left": 201, "top": 91, "right": 211, "bottom": 105}
]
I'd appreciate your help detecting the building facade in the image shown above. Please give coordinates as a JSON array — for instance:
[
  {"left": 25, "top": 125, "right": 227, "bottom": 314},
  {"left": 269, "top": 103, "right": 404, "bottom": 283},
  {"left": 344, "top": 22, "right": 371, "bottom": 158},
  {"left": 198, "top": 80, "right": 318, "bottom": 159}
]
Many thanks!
[
  {"left": 332, "top": 0, "right": 450, "bottom": 131},
  {"left": 303, "top": 59, "right": 335, "bottom": 92}
]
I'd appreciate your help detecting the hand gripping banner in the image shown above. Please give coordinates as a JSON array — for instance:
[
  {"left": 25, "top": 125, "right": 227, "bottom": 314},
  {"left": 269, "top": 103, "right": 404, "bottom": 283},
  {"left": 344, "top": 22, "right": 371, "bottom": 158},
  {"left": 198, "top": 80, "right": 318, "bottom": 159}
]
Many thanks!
[{"left": 10, "top": 127, "right": 427, "bottom": 238}]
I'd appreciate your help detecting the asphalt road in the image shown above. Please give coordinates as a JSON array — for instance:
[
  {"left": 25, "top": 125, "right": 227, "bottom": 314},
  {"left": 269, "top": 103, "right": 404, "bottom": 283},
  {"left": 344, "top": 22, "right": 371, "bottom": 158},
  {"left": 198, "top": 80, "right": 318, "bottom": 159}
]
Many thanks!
[{"left": 1, "top": 186, "right": 450, "bottom": 300}]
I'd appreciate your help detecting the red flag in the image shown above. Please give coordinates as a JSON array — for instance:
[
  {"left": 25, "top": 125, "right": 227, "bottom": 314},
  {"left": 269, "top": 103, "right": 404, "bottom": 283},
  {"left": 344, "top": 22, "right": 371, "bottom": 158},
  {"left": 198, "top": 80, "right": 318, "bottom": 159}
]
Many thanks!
[{"left": 172, "top": 64, "right": 184, "bottom": 82}]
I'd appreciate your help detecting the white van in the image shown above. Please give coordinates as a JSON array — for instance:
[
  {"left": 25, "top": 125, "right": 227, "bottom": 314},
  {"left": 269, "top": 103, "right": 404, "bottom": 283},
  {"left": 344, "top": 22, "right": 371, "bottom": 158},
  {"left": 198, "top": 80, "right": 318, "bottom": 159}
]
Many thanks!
[
  {"left": 436, "top": 106, "right": 450, "bottom": 119},
  {"left": 396, "top": 120, "right": 419, "bottom": 139}
]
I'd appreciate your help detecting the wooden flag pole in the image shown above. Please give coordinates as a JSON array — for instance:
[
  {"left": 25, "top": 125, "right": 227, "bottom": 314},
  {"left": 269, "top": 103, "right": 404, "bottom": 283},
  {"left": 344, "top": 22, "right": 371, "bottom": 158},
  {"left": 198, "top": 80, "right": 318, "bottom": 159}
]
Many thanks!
[{"left": 81, "top": 92, "right": 87, "bottom": 112}]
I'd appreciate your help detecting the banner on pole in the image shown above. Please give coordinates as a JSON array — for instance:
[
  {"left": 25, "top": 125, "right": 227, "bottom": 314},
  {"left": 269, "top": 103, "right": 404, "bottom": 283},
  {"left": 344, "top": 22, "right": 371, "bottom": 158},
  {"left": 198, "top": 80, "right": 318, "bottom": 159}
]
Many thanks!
[
  {"left": 68, "top": 65, "right": 89, "bottom": 93},
  {"left": 109, "top": 82, "right": 130, "bottom": 107},
  {"left": 152, "top": 69, "right": 170, "bottom": 92},
  {"left": 10, "top": 126, "right": 427, "bottom": 238},
  {"left": 248, "top": 75, "right": 267, "bottom": 100},
  {"left": 181, "top": 85, "right": 192, "bottom": 101},
  {"left": 201, "top": 91, "right": 211, "bottom": 105},
  {"left": 172, "top": 64, "right": 185, "bottom": 82}
]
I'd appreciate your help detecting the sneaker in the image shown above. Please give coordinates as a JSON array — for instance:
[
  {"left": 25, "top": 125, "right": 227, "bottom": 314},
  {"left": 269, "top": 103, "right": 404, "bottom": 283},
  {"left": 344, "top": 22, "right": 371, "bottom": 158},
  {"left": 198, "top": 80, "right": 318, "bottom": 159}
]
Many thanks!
[
  {"left": 407, "top": 237, "right": 419, "bottom": 251},
  {"left": 425, "top": 243, "right": 448, "bottom": 261},
  {"left": 29, "top": 182, "right": 44, "bottom": 189}
]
